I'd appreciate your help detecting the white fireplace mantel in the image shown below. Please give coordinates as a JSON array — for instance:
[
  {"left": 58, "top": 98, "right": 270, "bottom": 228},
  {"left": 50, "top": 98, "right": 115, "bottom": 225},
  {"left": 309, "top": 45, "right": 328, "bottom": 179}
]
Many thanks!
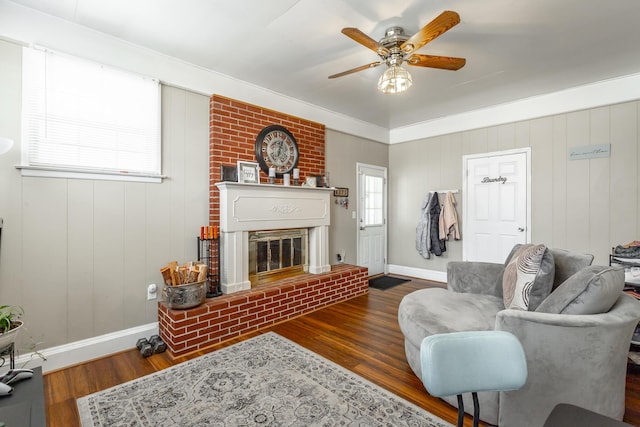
[{"left": 215, "top": 182, "right": 332, "bottom": 294}]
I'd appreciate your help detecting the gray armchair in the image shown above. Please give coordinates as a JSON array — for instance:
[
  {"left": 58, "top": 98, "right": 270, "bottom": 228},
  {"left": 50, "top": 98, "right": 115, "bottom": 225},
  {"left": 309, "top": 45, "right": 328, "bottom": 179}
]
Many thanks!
[{"left": 398, "top": 247, "right": 640, "bottom": 427}]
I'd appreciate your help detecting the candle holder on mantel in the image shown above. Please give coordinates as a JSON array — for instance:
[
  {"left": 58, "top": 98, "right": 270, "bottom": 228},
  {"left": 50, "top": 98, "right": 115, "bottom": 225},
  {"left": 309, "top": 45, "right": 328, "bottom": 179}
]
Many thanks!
[{"left": 293, "top": 168, "right": 300, "bottom": 186}]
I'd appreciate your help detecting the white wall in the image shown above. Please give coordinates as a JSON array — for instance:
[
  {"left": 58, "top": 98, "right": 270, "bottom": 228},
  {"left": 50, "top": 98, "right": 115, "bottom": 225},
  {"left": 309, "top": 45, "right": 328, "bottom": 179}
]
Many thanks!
[
  {"left": 389, "top": 100, "right": 640, "bottom": 275},
  {"left": 325, "top": 130, "right": 389, "bottom": 266},
  {"left": 0, "top": 39, "right": 210, "bottom": 369}
]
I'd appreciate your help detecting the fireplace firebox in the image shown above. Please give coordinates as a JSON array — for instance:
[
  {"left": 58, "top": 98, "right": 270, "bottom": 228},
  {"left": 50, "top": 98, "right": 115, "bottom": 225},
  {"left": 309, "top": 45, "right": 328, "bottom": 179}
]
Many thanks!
[{"left": 249, "top": 229, "right": 308, "bottom": 285}]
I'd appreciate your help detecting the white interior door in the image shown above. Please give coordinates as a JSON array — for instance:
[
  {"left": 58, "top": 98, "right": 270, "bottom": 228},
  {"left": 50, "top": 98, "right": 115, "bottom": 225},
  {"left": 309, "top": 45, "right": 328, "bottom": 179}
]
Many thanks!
[
  {"left": 357, "top": 163, "right": 387, "bottom": 276},
  {"left": 463, "top": 149, "right": 530, "bottom": 263}
]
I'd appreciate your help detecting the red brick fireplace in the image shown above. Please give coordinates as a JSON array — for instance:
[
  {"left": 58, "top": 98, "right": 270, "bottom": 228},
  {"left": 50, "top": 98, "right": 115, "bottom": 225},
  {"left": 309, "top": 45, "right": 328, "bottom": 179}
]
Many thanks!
[
  {"left": 157, "top": 95, "right": 368, "bottom": 357},
  {"left": 208, "top": 95, "right": 326, "bottom": 224}
]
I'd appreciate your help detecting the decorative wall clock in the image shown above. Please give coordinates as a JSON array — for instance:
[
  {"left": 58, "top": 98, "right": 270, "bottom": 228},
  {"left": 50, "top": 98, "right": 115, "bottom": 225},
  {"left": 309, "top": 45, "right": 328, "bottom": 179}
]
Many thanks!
[{"left": 254, "top": 125, "right": 299, "bottom": 177}]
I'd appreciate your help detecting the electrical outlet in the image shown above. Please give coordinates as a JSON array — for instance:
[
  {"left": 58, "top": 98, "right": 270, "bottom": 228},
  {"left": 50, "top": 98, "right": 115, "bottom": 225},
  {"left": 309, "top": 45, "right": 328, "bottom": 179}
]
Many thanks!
[
  {"left": 337, "top": 250, "right": 346, "bottom": 263},
  {"left": 147, "top": 283, "right": 157, "bottom": 300}
]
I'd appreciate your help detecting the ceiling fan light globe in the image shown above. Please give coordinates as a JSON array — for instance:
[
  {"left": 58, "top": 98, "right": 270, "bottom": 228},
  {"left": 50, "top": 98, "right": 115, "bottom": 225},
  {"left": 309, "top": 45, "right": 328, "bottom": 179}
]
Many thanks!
[{"left": 377, "top": 65, "right": 413, "bottom": 94}]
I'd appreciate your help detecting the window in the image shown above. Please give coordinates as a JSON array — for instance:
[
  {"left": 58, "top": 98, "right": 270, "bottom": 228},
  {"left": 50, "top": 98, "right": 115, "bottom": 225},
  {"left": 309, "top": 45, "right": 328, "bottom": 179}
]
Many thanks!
[
  {"left": 21, "top": 47, "right": 162, "bottom": 182},
  {"left": 364, "top": 175, "right": 384, "bottom": 226}
]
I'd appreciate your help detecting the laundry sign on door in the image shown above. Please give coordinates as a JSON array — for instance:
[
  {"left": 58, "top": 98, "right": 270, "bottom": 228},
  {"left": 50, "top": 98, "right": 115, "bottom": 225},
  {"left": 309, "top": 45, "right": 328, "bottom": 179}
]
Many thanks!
[
  {"left": 481, "top": 176, "right": 507, "bottom": 184},
  {"left": 568, "top": 144, "right": 611, "bottom": 160}
]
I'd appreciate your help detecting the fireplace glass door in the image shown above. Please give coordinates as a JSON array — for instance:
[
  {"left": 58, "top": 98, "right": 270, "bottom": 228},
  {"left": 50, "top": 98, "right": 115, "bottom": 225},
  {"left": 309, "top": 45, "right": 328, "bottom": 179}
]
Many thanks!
[{"left": 249, "top": 229, "right": 308, "bottom": 285}]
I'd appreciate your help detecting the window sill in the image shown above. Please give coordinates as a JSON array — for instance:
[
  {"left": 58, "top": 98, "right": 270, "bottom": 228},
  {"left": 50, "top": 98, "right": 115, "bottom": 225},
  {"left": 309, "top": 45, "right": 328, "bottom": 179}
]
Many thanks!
[{"left": 16, "top": 165, "right": 165, "bottom": 183}]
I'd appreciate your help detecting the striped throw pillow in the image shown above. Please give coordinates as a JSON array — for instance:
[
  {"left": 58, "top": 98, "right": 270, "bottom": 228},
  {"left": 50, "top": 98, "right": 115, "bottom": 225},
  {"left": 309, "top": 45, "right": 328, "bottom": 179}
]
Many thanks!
[{"left": 503, "top": 244, "right": 547, "bottom": 310}]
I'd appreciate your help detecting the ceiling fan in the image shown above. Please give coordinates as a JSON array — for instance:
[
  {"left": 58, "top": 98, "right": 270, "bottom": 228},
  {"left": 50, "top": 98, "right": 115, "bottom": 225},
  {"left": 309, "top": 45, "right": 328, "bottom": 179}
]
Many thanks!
[{"left": 329, "top": 10, "right": 466, "bottom": 94}]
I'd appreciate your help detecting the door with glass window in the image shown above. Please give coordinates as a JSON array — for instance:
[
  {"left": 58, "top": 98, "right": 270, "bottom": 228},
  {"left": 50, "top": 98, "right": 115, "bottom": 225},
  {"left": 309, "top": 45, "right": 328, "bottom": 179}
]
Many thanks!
[{"left": 357, "top": 163, "right": 387, "bottom": 276}]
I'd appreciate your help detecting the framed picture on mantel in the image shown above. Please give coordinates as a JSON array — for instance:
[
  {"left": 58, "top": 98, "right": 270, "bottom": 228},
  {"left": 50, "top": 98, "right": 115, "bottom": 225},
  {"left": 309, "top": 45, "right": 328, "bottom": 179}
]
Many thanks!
[
  {"left": 220, "top": 165, "right": 238, "bottom": 182},
  {"left": 237, "top": 161, "right": 260, "bottom": 184}
]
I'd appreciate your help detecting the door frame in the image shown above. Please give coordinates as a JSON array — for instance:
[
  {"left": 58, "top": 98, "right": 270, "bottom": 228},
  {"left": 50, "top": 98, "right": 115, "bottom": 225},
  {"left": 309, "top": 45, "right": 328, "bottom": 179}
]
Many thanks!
[
  {"left": 356, "top": 162, "right": 388, "bottom": 275},
  {"left": 462, "top": 147, "right": 532, "bottom": 261}
]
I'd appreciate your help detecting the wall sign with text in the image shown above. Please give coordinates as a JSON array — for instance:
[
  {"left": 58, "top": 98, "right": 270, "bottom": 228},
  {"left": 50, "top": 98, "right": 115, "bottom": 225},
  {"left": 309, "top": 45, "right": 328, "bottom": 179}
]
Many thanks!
[
  {"left": 568, "top": 144, "right": 611, "bottom": 160},
  {"left": 481, "top": 176, "right": 507, "bottom": 184}
]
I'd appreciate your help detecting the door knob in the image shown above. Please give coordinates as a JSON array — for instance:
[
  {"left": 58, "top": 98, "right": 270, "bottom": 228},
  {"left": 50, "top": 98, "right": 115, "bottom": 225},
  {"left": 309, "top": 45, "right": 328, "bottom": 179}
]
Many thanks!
[
  {"left": 518, "top": 227, "right": 525, "bottom": 232},
  {"left": 359, "top": 227, "right": 365, "bottom": 231}
]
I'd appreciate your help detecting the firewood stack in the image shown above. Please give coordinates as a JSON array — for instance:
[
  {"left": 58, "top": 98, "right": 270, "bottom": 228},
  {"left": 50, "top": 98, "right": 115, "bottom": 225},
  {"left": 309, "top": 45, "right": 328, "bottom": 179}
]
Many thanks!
[{"left": 160, "top": 261, "right": 208, "bottom": 286}]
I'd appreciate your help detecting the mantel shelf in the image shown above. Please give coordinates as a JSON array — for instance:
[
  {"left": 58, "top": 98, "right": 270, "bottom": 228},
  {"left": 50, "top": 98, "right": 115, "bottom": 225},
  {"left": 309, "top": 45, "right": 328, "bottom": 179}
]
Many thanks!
[{"left": 215, "top": 182, "right": 334, "bottom": 192}]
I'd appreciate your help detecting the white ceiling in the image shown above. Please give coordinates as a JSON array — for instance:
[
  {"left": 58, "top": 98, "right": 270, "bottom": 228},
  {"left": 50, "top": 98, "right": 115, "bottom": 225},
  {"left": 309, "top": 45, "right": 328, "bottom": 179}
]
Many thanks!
[{"left": 6, "top": 0, "right": 640, "bottom": 130}]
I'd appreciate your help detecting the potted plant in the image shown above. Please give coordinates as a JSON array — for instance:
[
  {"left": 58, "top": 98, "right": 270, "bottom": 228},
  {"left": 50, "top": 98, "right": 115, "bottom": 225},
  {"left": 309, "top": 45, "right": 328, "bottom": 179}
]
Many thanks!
[{"left": 0, "top": 305, "right": 23, "bottom": 351}]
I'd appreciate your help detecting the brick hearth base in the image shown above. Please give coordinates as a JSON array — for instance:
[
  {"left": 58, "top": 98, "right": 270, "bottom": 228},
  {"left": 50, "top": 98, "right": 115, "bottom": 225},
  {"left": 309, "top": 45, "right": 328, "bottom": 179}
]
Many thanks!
[{"left": 158, "top": 264, "right": 368, "bottom": 357}]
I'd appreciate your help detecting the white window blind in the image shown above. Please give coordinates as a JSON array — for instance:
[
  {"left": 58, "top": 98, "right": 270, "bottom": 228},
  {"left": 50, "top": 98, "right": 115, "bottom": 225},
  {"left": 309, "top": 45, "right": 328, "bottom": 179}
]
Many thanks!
[{"left": 21, "top": 47, "right": 161, "bottom": 180}]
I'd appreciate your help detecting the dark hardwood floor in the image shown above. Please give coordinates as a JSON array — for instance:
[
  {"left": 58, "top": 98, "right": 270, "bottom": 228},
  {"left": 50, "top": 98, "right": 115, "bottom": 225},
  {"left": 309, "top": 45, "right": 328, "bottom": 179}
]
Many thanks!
[{"left": 44, "top": 278, "right": 640, "bottom": 426}]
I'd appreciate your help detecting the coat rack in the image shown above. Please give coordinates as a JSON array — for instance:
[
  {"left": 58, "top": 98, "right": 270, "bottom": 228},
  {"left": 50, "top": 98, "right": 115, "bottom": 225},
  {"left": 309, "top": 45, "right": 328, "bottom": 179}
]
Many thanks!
[{"left": 431, "top": 189, "right": 458, "bottom": 194}]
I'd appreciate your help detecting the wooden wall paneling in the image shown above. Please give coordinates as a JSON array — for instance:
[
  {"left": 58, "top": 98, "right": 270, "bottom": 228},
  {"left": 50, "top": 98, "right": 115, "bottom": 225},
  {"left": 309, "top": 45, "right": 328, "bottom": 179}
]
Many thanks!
[
  {"left": 530, "top": 117, "right": 554, "bottom": 246},
  {"left": 440, "top": 133, "right": 463, "bottom": 259},
  {"left": 609, "top": 102, "right": 638, "bottom": 246},
  {"left": 486, "top": 126, "right": 498, "bottom": 152},
  {"left": 145, "top": 181, "right": 172, "bottom": 319},
  {"left": 462, "top": 128, "right": 488, "bottom": 156},
  {"left": 387, "top": 140, "right": 424, "bottom": 265},
  {"left": 565, "top": 110, "right": 591, "bottom": 253},
  {"left": 438, "top": 134, "right": 455, "bottom": 185},
  {"left": 145, "top": 88, "right": 180, "bottom": 317},
  {"left": 450, "top": 133, "right": 465, "bottom": 218},
  {"left": 144, "top": 87, "right": 209, "bottom": 320},
  {"left": 0, "top": 71, "right": 210, "bottom": 354},
  {"left": 92, "top": 181, "right": 125, "bottom": 336},
  {"left": 386, "top": 144, "right": 404, "bottom": 261},
  {"left": 418, "top": 137, "right": 450, "bottom": 269},
  {"left": 425, "top": 138, "right": 442, "bottom": 191},
  {"left": 66, "top": 180, "right": 95, "bottom": 342},
  {"left": 0, "top": 41, "right": 23, "bottom": 302},
  {"left": 324, "top": 130, "right": 388, "bottom": 266},
  {"left": 497, "top": 122, "right": 516, "bottom": 150},
  {"left": 21, "top": 177, "right": 69, "bottom": 348},
  {"left": 164, "top": 88, "right": 188, "bottom": 263},
  {"left": 514, "top": 121, "right": 531, "bottom": 149},
  {"left": 123, "top": 182, "right": 148, "bottom": 327},
  {"left": 588, "top": 107, "right": 611, "bottom": 263},
  {"left": 389, "top": 100, "right": 640, "bottom": 273},
  {"left": 182, "top": 89, "right": 209, "bottom": 260},
  {"left": 551, "top": 115, "right": 568, "bottom": 249}
]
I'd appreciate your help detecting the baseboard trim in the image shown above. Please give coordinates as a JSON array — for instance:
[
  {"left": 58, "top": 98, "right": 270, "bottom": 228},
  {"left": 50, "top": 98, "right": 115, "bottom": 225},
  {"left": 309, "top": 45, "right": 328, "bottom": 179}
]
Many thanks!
[
  {"left": 387, "top": 264, "right": 447, "bottom": 284},
  {"left": 16, "top": 322, "right": 159, "bottom": 374}
]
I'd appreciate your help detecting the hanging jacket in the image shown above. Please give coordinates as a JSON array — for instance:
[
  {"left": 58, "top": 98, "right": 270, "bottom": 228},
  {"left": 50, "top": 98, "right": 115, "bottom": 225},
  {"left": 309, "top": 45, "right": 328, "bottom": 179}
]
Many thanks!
[
  {"left": 439, "top": 191, "right": 461, "bottom": 241},
  {"left": 416, "top": 192, "right": 434, "bottom": 259},
  {"left": 429, "top": 192, "right": 445, "bottom": 256}
]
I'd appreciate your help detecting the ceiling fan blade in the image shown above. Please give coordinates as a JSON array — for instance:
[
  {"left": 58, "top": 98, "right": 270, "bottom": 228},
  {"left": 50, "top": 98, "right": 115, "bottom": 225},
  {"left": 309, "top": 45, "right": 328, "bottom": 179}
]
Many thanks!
[
  {"left": 406, "top": 54, "right": 466, "bottom": 70},
  {"left": 328, "top": 62, "right": 382, "bottom": 79},
  {"left": 400, "top": 10, "right": 461, "bottom": 54},
  {"left": 341, "top": 28, "right": 390, "bottom": 55}
]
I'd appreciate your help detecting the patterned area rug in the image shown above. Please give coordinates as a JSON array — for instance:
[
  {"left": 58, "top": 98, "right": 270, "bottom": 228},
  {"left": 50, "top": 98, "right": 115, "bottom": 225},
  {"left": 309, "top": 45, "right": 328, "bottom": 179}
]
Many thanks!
[{"left": 77, "top": 332, "right": 451, "bottom": 426}]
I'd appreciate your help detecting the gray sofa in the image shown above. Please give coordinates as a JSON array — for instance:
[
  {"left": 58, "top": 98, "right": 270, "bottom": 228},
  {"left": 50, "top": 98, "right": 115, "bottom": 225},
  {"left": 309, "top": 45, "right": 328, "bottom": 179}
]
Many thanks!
[{"left": 398, "top": 247, "right": 640, "bottom": 427}]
